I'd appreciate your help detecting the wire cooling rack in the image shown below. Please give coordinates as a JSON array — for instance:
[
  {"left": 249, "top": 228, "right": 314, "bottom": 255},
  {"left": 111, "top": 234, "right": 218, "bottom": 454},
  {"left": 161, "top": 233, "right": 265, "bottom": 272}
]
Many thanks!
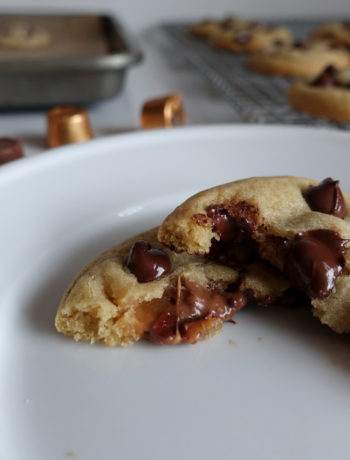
[{"left": 162, "top": 21, "right": 350, "bottom": 130}]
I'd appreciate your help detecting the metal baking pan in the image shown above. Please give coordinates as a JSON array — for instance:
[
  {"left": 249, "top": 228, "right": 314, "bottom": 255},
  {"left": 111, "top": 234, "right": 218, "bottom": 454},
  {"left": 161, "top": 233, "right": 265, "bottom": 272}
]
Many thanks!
[{"left": 0, "top": 13, "right": 142, "bottom": 108}]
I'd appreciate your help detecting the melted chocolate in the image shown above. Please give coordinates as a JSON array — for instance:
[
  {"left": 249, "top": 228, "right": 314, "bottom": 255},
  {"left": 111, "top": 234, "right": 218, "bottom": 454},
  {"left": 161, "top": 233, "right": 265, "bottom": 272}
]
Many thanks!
[
  {"left": 208, "top": 238, "right": 258, "bottom": 267},
  {"left": 148, "top": 278, "right": 247, "bottom": 344},
  {"left": 126, "top": 240, "right": 171, "bottom": 283},
  {"left": 206, "top": 202, "right": 259, "bottom": 267},
  {"left": 311, "top": 65, "right": 336, "bottom": 87},
  {"left": 258, "top": 235, "right": 288, "bottom": 272},
  {"left": 206, "top": 202, "right": 259, "bottom": 241},
  {"left": 284, "top": 229, "right": 348, "bottom": 299},
  {"left": 303, "top": 178, "right": 346, "bottom": 218},
  {"left": 207, "top": 205, "right": 243, "bottom": 242},
  {"left": 176, "top": 278, "right": 246, "bottom": 321},
  {"left": 199, "top": 198, "right": 349, "bottom": 302}
]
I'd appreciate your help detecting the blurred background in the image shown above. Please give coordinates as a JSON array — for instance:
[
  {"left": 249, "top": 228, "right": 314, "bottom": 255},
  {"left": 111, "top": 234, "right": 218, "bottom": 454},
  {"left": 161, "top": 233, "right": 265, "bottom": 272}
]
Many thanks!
[
  {"left": 7, "top": 0, "right": 350, "bottom": 31},
  {"left": 0, "top": 0, "right": 349, "bottom": 162}
]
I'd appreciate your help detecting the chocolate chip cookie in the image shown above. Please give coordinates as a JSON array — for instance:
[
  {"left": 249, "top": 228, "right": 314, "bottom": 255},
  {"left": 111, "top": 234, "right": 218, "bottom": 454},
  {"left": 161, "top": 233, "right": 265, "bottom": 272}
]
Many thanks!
[
  {"left": 248, "top": 41, "right": 350, "bottom": 78},
  {"left": 55, "top": 227, "right": 293, "bottom": 347},
  {"left": 212, "top": 23, "right": 292, "bottom": 53},
  {"left": 189, "top": 16, "right": 252, "bottom": 40},
  {"left": 158, "top": 176, "right": 350, "bottom": 334},
  {"left": 190, "top": 16, "right": 292, "bottom": 53},
  {"left": 311, "top": 22, "right": 350, "bottom": 47},
  {"left": 287, "top": 65, "right": 350, "bottom": 122}
]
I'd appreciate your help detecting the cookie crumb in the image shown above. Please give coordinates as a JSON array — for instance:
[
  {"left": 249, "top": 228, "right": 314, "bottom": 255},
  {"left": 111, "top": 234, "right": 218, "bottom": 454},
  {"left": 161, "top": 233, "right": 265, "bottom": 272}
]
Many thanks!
[
  {"left": 67, "top": 452, "right": 77, "bottom": 458},
  {"left": 228, "top": 339, "right": 236, "bottom": 345},
  {"left": 257, "top": 337, "right": 263, "bottom": 341}
]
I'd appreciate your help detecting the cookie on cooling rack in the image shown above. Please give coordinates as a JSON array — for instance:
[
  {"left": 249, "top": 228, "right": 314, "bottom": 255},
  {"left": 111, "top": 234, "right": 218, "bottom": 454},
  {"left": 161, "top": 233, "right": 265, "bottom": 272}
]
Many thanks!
[
  {"left": 190, "top": 16, "right": 292, "bottom": 53},
  {"left": 189, "top": 16, "right": 253, "bottom": 39},
  {"left": 248, "top": 40, "right": 350, "bottom": 78},
  {"left": 158, "top": 176, "right": 350, "bottom": 334},
  {"left": 55, "top": 226, "right": 296, "bottom": 347},
  {"left": 310, "top": 22, "right": 350, "bottom": 47},
  {"left": 0, "top": 21, "right": 51, "bottom": 49},
  {"left": 211, "top": 23, "right": 292, "bottom": 53},
  {"left": 287, "top": 65, "right": 350, "bottom": 122}
]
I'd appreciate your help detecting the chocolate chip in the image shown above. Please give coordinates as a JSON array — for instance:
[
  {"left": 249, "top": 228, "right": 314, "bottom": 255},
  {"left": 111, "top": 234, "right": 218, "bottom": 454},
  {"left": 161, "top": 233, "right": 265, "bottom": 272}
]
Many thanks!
[
  {"left": 311, "top": 65, "right": 336, "bottom": 87},
  {"left": 126, "top": 240, "right": 171, "bottom": 283},
  {"left": 303, "top": 178, "right": 346, "bottom": 218},
  {"left": 206, "top": 202, "right": 259, "bottom": 242},
  {"left": 207, "top": 205, "right": 238, "bottom": 241},
  {"left": 284, "top": 229, "right": 348, "bottom": 299},
  {"left": 0, "top": 138, "right": 23, "bottom": 166}
]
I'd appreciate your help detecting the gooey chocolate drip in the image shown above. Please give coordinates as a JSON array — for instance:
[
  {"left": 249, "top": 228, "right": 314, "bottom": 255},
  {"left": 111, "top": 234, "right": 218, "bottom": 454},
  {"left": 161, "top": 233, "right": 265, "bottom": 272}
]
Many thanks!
[
  {"left": 284, "top": 229, "right": 348, "bottom": 299},
  {"left": 126, "top": 240, "right": 171, "bottom": 283},
  {"left": 205, "top": 201, "right": 348, "bottom": 301},
  {"left": 303, "top": 177, "right": 346, "bottom": 218},
  {"left": 207, "top": 203, "right": 258, "bottom": 241},
  {"left": 149, "top": 278, "right": 247, "bottom": 344},
  {"left": 207, "top": 205, "right": 245, "bottom": 242},
  {"left": 206, "top": 202, "right": 259, "bottom": 266}
]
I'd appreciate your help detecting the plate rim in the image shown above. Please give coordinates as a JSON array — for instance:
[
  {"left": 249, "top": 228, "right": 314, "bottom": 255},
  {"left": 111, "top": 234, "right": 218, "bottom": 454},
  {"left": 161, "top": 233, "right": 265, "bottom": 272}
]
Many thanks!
[{"left": 0, "top": 123, "right": 349, "bottom": 186}]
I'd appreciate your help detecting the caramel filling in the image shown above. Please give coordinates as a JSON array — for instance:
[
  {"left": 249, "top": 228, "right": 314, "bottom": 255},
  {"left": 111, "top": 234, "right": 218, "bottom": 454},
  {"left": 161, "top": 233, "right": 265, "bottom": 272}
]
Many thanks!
[{"left": 136, "top": 277, "right": 246, "bottom": 345}]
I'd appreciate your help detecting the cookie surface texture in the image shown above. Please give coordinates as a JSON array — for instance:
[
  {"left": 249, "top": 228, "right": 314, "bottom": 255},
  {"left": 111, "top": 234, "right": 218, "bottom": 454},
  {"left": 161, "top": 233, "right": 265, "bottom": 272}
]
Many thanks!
[
  {"left": 248, "top": 41, "right": 350, "bottom": 77},
  {"left": 212, "top": 24, "right": 292, "bottom": 53},
  {"left": 311, "top": 22, "right": 350, "bottom": 47}
]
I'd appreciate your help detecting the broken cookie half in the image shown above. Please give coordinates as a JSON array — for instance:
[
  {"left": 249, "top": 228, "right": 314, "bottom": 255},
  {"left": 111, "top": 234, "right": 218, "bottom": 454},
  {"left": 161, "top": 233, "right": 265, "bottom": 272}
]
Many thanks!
[
  {"left": 158, "top": 176, "right": 350, "bottom": 334},
  {"left": 55, "top": 227, "right": 292, "bottom": 347}
]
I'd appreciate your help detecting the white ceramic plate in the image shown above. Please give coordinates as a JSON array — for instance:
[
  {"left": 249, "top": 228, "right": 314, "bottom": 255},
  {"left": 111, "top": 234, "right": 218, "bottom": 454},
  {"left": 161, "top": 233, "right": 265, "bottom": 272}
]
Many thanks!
[{"left": 1, "top": 125, "right": 350, "bottom": 460}]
